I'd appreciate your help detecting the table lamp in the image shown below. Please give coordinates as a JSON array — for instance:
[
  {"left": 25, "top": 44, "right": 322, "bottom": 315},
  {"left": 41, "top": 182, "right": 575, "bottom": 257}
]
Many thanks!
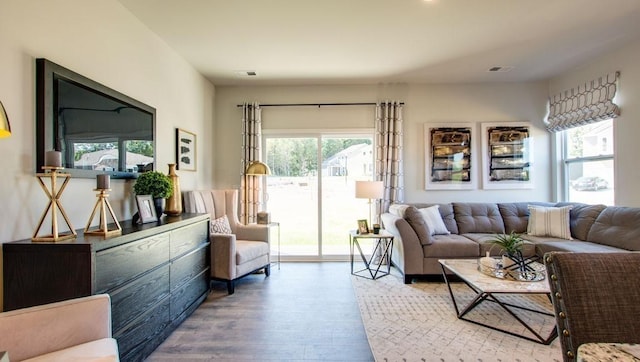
[{"left": 355, "top": 180, "right": 384, "bottom": 229}]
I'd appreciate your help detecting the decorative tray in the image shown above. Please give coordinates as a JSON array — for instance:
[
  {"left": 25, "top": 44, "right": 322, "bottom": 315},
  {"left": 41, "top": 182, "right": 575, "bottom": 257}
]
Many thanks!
[{"left": 478, "top": 259, "right": 546, "bottom": 282}]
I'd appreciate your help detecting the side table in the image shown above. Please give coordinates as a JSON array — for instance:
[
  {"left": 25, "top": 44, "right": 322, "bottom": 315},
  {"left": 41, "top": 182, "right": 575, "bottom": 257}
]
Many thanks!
[
  {"left": 268, "top": 222, "right": 281, "bottom": 269},
  {"left": 350, "top": 229, "right": 394, "bottom": 280}
]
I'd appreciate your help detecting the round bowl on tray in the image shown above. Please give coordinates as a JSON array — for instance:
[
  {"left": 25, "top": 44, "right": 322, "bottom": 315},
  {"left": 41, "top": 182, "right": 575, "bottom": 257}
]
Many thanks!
[{"left": 478, "top": 259, "right": 546, "bottom": 282}]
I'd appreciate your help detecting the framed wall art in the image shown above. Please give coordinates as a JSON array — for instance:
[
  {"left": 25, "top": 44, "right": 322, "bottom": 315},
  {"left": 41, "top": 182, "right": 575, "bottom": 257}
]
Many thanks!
[
  {"left": 176, "top": 128, "right": 197, "bottom": 171},
  {"left": 481, "top": 122, "right": 532, "bottom": 189},
  {"left": 424, "top": 123, "right": 476, "bottom": 190}
]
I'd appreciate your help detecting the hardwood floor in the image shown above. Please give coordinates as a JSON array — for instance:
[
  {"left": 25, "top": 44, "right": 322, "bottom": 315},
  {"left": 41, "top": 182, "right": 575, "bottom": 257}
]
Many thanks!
[{"left": 147, "top": 262, "right": 374, "bottom": 361}]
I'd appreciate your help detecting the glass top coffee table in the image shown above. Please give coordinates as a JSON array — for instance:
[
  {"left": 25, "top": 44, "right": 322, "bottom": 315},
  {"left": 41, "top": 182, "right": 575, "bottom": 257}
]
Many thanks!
[{"left": 439, "top": 258, "right": 558, "bottom": 345}]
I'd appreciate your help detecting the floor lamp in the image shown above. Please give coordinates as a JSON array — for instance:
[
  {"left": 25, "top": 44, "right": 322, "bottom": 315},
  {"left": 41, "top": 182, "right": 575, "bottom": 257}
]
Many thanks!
[
  {"left": 244, "top": 161, "right": 271, "bottom": 224},
  {"left": 355, "top": 180, "right": 384, "bottom": 231}
]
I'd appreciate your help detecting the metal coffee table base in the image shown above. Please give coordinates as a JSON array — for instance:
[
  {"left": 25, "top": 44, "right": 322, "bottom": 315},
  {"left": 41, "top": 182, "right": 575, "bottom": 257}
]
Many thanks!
[{"left": 440, "top": 264, "right": 558, "bottom": 345}]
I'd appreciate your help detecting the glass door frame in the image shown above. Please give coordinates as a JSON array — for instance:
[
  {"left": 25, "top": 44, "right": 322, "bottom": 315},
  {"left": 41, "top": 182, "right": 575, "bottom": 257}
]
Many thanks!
[{"left": 262, "top": 129, "right": 375, "bottom": 262}]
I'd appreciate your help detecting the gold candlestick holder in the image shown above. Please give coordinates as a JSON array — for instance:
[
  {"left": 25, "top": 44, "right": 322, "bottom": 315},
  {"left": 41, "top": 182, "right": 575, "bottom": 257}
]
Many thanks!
[
  {"left": 32, "top": 166, "right": 77, "bottom": 242},
  {"left": 84, "top": 188, "right": 122, "bottom": 237}
]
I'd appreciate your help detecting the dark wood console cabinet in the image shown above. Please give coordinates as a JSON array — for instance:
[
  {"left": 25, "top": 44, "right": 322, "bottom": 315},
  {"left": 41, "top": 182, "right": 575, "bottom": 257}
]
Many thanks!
[{"left": 3, "top": 213, "right": 210, "bottom": 362}]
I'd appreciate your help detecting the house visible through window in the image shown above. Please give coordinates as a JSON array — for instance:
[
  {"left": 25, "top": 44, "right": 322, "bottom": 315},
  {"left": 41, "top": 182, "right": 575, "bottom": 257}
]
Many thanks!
[{"left": 563, "top": 119, "right": 614, "bottom": 205}]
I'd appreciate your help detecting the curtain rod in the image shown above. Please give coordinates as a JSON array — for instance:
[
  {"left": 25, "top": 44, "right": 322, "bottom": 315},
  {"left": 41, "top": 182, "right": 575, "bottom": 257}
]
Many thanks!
[{"left": 236, "top": 102, "right": 404, "bottom": 108}]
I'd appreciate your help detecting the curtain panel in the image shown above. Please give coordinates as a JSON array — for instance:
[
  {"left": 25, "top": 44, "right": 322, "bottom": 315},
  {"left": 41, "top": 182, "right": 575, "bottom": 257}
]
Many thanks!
[
  {"left": 375, "top": 101, "right": 405, "bottom": 217},
  {"left": 240, "top": 102, "right": 264, "bottom": 224},
  {"left": 545, "top": 72, "right": 620, "bottom": 132}
]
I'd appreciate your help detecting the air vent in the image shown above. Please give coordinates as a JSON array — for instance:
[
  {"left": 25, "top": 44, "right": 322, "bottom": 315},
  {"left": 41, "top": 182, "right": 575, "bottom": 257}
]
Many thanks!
[
  {"left": 487, "top": 66, "right": 514, "bottom": 73},
  {"left": 234, "top": 70, "right": 258, "bottom": 77}
]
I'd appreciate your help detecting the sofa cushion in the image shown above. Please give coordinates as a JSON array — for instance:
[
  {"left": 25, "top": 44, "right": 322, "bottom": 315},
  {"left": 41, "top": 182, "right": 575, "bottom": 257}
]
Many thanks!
[
  {"left": 404, "top": 206, "right": 434, "bottom": 245},
  {"left": 527, "top": 205, "right": 573, "bottom": 240},
  {"left": 453, "top": 203, "right": 505, "bottom": 234},
  {"left": 587, "top": 206, "right": 640, "bottom": 250},
  {"left": 498, "top": 202, "right": 555, "bottom": 234},
  {"left": 388, "top": 203, "right": 410, "bottom": 217},
  {"left": 463, "top": 233, "right": 536, "bottom": 257},
  {"left": 23, "top": 338, "right": 119, "bottom": 362},
  {"left": 422, "top": 234, "right": 479, "bottom": 258},
  {"left": 235, "top": 240, "right": 270, "bottom": 264},
  {"left": 534, "top": 238, "right": 624, "bottom": 255},
  {"left": 555, "top": 202, "right": 607, "bottom": 241}
]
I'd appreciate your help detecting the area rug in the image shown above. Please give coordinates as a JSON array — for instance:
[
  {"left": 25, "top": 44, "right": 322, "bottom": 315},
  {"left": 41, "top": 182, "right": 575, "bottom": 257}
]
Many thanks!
[{"left": 352, "top": 269, "right": 563, "bottom": 362}]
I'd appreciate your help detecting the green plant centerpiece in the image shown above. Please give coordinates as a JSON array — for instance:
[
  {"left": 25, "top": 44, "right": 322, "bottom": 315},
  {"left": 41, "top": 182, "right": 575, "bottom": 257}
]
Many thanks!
[
  {"left": 133, "top": 171, "right": 173, "bottom": 217},
  {"left": 489, "top": 231, "right": 525, "bottom": 271}
]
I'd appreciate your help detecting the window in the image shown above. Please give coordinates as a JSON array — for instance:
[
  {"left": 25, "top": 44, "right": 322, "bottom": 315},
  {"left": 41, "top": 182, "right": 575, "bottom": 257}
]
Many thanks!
[{"left": 563, "top": 119, "right": 614, "bottom": 205}]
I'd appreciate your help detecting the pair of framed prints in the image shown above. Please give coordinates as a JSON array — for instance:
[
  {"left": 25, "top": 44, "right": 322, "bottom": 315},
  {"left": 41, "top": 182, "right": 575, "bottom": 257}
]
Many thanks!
[{"left": 425, "top": 122, "right": 532, "bottom": 190}]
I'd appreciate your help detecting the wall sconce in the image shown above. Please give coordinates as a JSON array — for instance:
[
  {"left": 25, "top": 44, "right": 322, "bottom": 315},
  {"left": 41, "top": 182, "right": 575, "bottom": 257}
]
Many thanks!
[{"left": 0, "top": 100, "right": 11, "bottom": 138}]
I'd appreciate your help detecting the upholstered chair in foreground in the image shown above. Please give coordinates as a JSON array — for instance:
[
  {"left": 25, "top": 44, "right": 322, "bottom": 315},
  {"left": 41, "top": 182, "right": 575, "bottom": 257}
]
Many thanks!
[
  {"left": 0, "top": 294, "right": 119, "bottom": 361},
  {"left": 544, "top": 252, "right": 640, "bottom": 362},
  {"left": 183, "top": 189, "right": 270, "bottom": 294}
]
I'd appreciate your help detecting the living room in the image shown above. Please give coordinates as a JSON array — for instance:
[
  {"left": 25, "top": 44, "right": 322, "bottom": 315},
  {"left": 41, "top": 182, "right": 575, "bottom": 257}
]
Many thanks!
[{"left": 2, "top": 0, "right": 640, "bottom": 361}]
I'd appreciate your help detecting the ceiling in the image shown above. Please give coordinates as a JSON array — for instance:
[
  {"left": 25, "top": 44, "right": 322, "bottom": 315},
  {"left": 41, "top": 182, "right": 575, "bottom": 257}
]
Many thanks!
[{"left": 118, "top": 0, "right": 640, "bottom": 86}]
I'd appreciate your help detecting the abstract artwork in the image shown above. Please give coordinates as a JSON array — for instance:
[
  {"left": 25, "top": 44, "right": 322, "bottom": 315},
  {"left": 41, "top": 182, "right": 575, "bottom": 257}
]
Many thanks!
[{"left": 176, "top": 128, "right": 197, "bottom": 171}]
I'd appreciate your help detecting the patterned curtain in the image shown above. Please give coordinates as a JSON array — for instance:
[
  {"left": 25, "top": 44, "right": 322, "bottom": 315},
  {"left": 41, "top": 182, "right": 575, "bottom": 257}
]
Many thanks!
[
  {"left": 240, "top": 102, "right": 263, "bottom": 224},
  {"left": 546, "top": 72, "right": 620, "bottom": 132},
  {"left": 375, "top": 101, "right": 404, "bottom": 217}
]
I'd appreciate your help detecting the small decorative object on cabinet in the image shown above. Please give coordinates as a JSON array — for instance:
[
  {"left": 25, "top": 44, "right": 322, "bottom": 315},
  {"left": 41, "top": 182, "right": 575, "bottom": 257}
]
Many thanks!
[
  {"left": 84, "top": 174, "right": 122, "bottom": 237},
  {"left": 165, "top": 164, "right": 182, "bottom": 216},
  {"left": 424, "top": 123, "right": 476, "bottom": 190},
  {"left": 132, "top": 170, "right": 173, "bottom": 217},
  {"left": 481, "top": 122, "right": 532, "bottom": 189},
  {"left": 32, "top": 165, "right": 76, "bottom": 242},
  {"left": 135, "top": 195, "right": 158, "bottom": 224}
]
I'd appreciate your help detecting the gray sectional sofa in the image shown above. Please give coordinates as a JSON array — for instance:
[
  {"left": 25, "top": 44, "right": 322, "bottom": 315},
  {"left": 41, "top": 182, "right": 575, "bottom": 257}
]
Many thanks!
[{"left": 380, "top": 202, "right": 640, "bottom": 284}]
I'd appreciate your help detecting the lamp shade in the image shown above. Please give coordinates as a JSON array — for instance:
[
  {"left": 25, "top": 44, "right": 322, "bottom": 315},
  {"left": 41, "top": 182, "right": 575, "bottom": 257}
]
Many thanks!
[
  {"left": 245, "top": 160, "right": 271, "bottom": 175},
  {"left": 355, "top": 181, "right": 384, "bottom": 199},
  {"left": 0, "top": 101, "right": 11, "bottom": 138}
]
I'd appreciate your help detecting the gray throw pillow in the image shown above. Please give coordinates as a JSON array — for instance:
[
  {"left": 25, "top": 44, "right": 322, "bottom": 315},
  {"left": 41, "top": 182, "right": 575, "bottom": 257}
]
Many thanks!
[{"left": 405, "top": 206, "right": 434, "bottom": 245}]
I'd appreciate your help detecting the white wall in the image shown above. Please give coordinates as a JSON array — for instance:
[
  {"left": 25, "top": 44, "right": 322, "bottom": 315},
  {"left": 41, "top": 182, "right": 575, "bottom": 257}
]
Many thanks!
[
  {"left": 0, "top": 0, "right": 215, "bottom": 307},
  {"left": 549, "top": 39, "right": 640, "bottom": 207},
  {"left": 214, "top": 82, "right": 551, "bottom": 203}
]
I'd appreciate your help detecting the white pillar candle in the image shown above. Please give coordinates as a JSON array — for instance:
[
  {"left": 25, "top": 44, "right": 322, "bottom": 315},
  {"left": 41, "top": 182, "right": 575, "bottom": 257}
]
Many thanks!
[
  {"left": 97, "top": 174, "right": 110, "bottom": 189},
  {"left": 45, "top": 150, "right": 62, "bottom": 167}
]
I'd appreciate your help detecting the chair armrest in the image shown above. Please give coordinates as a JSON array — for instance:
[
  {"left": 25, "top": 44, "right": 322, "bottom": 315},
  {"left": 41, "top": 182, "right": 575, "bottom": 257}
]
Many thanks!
[
  {"left": 0, "top": 294, "right": 112, "bottom": 361},
  {"left": 210, "top": 233, "right": 237, "bottom": 279},
  {"left": 381, "top": 213, "right": 424, "bottom": 274},
  {"left": 236, "top": 223, "right": 270, "bottom": 243}
]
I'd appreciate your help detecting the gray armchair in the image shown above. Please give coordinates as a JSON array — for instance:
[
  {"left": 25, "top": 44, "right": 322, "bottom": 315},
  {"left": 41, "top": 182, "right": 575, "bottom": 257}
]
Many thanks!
[
  {"left": 544, "top": 252, "right": 640, "bottom": 362},
  {"left": 183, "top": 189, "right": 270, "bottom": 294}
]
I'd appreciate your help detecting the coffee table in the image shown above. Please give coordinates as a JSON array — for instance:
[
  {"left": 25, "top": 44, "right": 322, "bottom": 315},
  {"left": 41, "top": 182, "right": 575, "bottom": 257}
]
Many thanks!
[{"left": 439, "top": 258, "right": 558, "bottom": 345}]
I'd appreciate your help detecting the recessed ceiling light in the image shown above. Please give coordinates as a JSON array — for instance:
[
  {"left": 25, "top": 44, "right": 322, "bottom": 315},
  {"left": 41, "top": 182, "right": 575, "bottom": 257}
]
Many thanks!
[{"left": 487, "top": 66, "right": 514, "bottom": 73}]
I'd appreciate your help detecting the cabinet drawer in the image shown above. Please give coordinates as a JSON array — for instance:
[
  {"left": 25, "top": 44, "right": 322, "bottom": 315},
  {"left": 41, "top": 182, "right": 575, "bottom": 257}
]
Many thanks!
[
  {"left": 170, "top": 245, "right": 208, "bottom": 290},
  {"left": 110, "top": 264, "right": 170, "bottom": 333},
  {"left": 170, "top": 269, "right": 209, "bottom": 320},
  {"left": 116, "top": 298, "right": 171, "bottom": 362},
  {"left": 95, "top": 233, "right": 170, "bottom": 293},
  {"left": 170, "top": 220, "right": 208, "bottom": 259}
]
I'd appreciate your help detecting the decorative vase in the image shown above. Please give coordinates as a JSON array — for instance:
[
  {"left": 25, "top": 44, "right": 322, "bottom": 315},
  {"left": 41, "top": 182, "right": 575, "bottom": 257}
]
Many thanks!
[
  {"left": 165, "top": 164, "right": 182, "bottom": 216},
  {"left": 153, "top": 197, "right": 165, "bottom": 217}
]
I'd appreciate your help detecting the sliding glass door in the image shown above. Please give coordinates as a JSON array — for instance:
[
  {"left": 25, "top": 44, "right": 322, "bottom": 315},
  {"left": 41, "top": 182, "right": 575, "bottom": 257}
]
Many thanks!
[{"left": 265, "top": 134, "right": 373, "bottom": 259}]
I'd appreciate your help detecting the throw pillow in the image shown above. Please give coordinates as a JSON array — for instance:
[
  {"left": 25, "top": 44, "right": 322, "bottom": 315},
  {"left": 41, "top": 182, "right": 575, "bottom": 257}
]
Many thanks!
[
  {"left": 404, "top": 206, "right": 434, "bottom": 245},
  {"left": 388, "top": 203, "right": 410, "bottom": 218},
  {"left": 211, "top": 215, "right": 232, "bottom": 234},
  {"left": 527, "top": 205, "right": 573, "bottom": 240},
  {"left": 418, "top": 205, "right": 451, "bottom": 235}
]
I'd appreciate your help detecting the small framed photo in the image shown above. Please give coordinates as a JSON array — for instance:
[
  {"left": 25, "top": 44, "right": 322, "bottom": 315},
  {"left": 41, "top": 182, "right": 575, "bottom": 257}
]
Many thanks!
[
  {"left": 136, "top": 195, "right": 158, "bottom": 224},
  {"left": 357, "top": 219, "right": 369, "bottom": 234},
  {"left": 176, "top": 128, "right": 197, "bottom": 171}
]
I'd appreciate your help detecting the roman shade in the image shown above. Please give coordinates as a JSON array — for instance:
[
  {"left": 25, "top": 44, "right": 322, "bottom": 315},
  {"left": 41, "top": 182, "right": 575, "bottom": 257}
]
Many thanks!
[{"left": 545, "top": 72, "right": 620, "bottom": 132}]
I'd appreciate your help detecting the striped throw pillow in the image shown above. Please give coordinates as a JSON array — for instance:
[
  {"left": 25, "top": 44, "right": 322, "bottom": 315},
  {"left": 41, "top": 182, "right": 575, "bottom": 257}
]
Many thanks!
[{"left": 527, "top": 205, "right": 573, "bottom": 240}]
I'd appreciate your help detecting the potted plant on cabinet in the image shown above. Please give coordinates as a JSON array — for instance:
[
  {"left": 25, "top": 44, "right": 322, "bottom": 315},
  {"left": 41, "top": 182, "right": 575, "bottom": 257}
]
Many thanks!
[{"left": 133, "top": 171, "right": 173, "bottom": 217}]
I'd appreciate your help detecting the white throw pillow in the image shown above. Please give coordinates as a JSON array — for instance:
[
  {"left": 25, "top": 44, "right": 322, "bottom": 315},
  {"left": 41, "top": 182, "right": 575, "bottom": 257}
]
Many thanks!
[
  {"left": 418, "top": 205, "right": 451, "bottom": 235},
  {"left": 388, "top": 203, "right": 410, "bottom": 218},
  {"left": 527, "top": 205, "right": 573, "bottom": 240},
  {"left": 211, "top": 215, "right": 232, "bottom": 234}
]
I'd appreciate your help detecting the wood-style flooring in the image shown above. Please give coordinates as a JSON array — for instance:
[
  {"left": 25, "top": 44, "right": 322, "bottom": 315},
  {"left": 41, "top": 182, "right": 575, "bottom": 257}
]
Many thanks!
[{"left": 147, "top": 262, "right": 374, "bottom": 361}]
